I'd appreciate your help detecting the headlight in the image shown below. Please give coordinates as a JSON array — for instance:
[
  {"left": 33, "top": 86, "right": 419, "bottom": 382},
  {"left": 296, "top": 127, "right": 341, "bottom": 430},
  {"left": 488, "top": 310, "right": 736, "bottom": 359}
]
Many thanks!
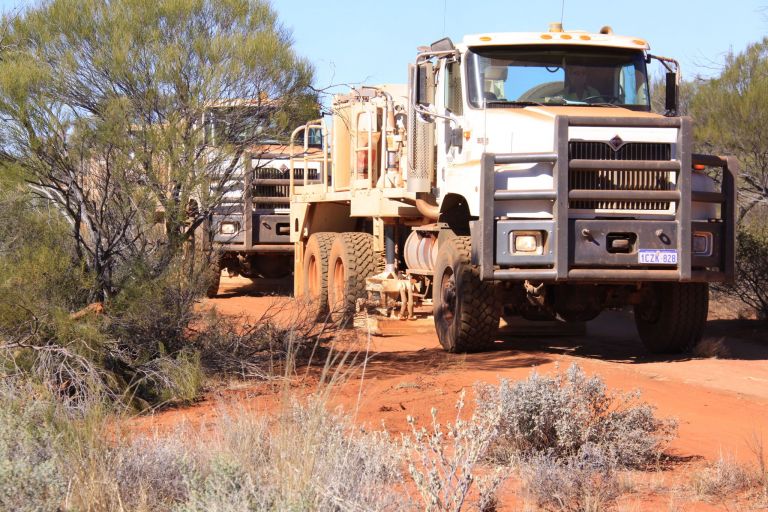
[
  {"left": 220, "top": 222, "right": 239, "bottom": 235},
  {"left": 511, "top": 231, "right": 544, "bottom": 255},
  {"left": 692, "top": 232, "right": 712, "bottom": 256}
]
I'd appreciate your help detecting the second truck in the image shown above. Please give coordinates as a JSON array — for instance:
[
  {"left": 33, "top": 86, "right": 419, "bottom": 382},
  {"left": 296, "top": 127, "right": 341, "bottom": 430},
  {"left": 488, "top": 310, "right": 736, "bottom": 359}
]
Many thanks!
[{"left": 288, "top": 24, "right": 737, "bottom": 354}]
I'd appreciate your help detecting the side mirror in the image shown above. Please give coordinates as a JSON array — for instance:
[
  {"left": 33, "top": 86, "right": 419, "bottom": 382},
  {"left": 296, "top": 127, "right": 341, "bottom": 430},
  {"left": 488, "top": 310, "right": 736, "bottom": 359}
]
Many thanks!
[
  {"left": 665, "top": 71, "right": 679, "bottom": 115},
  {"left": 416, "top": 62, "right": 435, "bottom": 107}
]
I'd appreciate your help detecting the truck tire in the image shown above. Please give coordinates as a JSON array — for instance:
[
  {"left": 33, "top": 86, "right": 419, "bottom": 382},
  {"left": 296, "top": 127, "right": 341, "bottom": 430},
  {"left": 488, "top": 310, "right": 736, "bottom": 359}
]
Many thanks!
[
  {"left": 302, "top": 232, "right": 337, "bottom": 319},
  {"left": 205, "top": 259, "right": 222, "bottom": 298},
  {"left": 634, "top": 282, "right": 709, "bottom": 354},
  {"left": 433, "top": 236, "right": 501, "bottom": 353},
  {"left": 327, "top": 232, "right": 377, "bottom": 323}
]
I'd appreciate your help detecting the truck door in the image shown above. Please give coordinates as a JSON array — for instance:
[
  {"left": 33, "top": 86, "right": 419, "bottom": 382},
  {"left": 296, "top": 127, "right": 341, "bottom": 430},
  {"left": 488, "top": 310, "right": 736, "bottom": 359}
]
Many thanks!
[{"left": 435, "top": 59, "right": 464, "bottom": 194}]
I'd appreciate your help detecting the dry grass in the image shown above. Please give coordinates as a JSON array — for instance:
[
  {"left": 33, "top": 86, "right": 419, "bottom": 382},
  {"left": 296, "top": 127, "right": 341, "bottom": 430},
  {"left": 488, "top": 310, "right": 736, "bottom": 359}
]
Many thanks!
[
  {"left": 689, "top": 441, "right": 767, "bottom": 506},
  {"left": 403, "top": 390, "right": 505, "bottom": 512}
]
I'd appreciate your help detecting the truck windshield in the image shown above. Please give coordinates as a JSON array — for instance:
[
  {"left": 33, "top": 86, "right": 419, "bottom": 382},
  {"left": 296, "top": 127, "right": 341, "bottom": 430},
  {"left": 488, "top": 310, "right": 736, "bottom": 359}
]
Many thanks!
[
  {"left": 205, "top": 106, "right": 274, "bottom": 146},
  {"left": 466, "top": 45, "right": 650, "bottom": 109}
]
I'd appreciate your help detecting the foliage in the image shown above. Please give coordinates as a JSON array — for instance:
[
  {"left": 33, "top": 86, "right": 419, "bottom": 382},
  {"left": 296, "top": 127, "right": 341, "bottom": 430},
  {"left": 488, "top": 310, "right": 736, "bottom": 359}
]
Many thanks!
[
  {"left": 720, "top": 224, "right": 768, "bottom": 319},
  {"left": 521, "top": 448, "right": 621, "bottom": 512},
  {"left": 690, "top": 38, "right": 768, "bottom": 220},
  {"left": 475, "top": 364, "right": 677, "bottom": 469},
  {"left": 0, "top": 383, "right": 67, "bottom": 512},
  {"left": 403, "top": 390, "right": 505, "bottom": 512},
  {"left": 0, "top": 0, "right": 317, "bottom": 299},
  {"left": 0, "top": 382, "right": 406, "bottom": 512}
]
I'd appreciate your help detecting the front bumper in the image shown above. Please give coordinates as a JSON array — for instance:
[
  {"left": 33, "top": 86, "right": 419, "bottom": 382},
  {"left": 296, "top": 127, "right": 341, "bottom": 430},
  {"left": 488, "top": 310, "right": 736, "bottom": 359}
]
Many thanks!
[{"left": 472, "top": 115, "right": 737, "bottom": 283}]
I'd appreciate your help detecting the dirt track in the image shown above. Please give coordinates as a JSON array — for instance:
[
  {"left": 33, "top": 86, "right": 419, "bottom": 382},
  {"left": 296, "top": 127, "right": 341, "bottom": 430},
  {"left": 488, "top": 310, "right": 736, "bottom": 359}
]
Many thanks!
[{"left": 131, "top": 276, "right": 768, "bottom": 509}]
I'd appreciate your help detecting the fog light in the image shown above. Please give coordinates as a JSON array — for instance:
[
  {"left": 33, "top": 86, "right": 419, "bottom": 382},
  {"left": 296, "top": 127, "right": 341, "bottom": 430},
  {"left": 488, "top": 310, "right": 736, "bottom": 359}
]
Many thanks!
[
  {"left": 692, "top": 232, "right": 712, "bottom": 256},
  {"left": 220, "top": 222, "right": 239, "bottom": 235},
  {"left": 512, "top": 231, "right": 543, "bottom": 255}
]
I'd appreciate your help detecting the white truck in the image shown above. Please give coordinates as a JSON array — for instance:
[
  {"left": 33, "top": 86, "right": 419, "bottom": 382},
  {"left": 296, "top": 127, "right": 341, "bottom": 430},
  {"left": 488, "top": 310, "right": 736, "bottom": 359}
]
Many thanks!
[
  {"left": 202, "top": 101, "right": 322, "bottom": 296},
  {"left": 288, "top": 24, "right": 737, "bottom": 353}
]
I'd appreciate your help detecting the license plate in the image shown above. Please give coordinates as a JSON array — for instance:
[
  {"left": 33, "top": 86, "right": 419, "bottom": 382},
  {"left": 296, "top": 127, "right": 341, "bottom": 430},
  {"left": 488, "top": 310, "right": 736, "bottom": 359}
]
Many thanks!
[{"left": 638, "top": 249, "right": 678, "bottom": 265}]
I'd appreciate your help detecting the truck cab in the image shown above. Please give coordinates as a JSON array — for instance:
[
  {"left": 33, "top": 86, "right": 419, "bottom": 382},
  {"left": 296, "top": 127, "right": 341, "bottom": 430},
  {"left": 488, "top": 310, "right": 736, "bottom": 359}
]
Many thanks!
[{"left": 202, "top": 102, "right": 322, "bottom": 296}]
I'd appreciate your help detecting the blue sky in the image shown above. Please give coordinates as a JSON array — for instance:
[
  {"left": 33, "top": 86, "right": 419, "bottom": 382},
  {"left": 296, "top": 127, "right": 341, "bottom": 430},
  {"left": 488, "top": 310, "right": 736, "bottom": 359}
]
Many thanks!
[
  {"left": 269, "top": 0, "right": 766, "bottom": 94},
  {"left": 2, "top": 0, "right": 766, "bottom": 94}
]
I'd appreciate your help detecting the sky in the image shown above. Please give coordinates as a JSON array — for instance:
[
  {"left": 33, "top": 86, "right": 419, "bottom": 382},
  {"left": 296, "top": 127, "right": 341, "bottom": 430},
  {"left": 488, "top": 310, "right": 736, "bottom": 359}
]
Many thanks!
[
  {"left": 1, "top": 0, "right": 766, "bottom": 96},
  {"left": 268, "top": 0, "right": 766, "bottom": 95}
]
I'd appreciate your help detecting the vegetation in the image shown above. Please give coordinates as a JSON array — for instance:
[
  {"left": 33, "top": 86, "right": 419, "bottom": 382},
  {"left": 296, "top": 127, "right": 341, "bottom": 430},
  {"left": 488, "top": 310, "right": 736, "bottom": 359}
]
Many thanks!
[
  {"left": 0, "top": 0, "right": 316, "bottom": 300},
  {"left": 0, "top": 362, "right": 681, "bottom": 511},
  {"left": 0, "top": 1, "right": 766, "bottom": 510},
  {"left": 475, "top": 364, "right": 676, "bottom": 511},
  {"left": 0, "top": 0, "right": 322, "bottom": 412}
]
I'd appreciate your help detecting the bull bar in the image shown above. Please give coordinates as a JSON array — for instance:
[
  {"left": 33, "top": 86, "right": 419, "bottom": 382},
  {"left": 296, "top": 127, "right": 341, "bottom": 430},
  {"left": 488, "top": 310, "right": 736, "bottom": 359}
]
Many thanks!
[{"left": 473, "top": 115, "right": 737, "bottom": 283}]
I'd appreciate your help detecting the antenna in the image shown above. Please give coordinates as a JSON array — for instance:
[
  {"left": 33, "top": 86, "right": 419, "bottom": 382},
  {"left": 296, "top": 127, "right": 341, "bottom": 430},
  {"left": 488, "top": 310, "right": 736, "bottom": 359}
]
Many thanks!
[
  {"left": 560, "top": 0, "right": 566, "bottom": 25},
  {"left": 443, "top": 0, "right": 447, "bottom": 35}
]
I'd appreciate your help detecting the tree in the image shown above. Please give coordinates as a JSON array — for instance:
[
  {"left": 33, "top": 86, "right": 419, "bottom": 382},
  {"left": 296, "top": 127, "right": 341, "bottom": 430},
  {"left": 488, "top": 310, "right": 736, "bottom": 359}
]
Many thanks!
[
  {"left": 0, "top": 0, "right": 316, "bottom": 300},
  {"left": 690, "top": 39, "right": 768, "bottom": 221}
]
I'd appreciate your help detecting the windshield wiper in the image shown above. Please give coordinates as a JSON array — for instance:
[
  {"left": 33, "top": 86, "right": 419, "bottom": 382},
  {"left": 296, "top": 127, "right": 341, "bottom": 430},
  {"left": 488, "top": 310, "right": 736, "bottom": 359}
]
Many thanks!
[
  {"left": 485, "top": 100, "right": 544, "bottom": 108},
  {"left": 542, "top": 97, "right": 620, "bottom": 108}
]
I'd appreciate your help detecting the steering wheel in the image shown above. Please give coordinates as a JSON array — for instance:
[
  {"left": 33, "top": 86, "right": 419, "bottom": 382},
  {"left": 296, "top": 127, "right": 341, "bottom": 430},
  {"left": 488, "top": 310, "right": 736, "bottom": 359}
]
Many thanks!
[{"left": 583, "top": 94, "right": 621, "bottom": 104}]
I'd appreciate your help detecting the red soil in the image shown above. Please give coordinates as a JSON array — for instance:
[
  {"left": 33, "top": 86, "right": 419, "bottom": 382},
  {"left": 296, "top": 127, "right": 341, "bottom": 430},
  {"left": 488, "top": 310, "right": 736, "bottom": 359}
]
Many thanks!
[{"left": 128, "top": 276, "right": 768, "bottom": 510}]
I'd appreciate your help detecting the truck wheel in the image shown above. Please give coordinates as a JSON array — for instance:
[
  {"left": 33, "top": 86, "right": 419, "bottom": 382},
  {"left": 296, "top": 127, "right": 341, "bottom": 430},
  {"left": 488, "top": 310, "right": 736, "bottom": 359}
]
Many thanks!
[
  {"left": 327, "top": 232, "right": 377, "bottom": 323},
  {"left": 634, "top": 282, "right": 709, "bottom": 354},
  {"left": 205, "top": 260, "right": 222, "bottom": 298},
  {"left": 433, "top": 236, "right": 501, "bottom": 353},
  {"left": 302, "top": 232, "right": 337, "bottom": 319}
]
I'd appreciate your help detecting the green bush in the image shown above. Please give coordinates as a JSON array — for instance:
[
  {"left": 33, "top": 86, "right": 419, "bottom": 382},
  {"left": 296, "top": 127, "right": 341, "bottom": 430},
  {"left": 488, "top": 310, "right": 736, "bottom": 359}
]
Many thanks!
[
  {"left": 475, "top": 364, "right": 677, "bottom": 469},
  {"left": 0, "top": 384, "right": 67, "bottom": 512},
  {"left": 725, "top": 225, "right": 768, "bottom": 320}
]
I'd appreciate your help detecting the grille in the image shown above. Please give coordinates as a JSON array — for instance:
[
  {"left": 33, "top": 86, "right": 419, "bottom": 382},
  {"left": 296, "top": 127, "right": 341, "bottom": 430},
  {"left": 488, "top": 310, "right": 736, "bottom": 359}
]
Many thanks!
[
  {"left": 568, "top": 142, "right": 674, "bottom": 211},
  {"left": 253, "top": 167, "right": 319, "bottom": 211},
  {"left": 569, "top": 141, "right": 671, "bottom": 161}
]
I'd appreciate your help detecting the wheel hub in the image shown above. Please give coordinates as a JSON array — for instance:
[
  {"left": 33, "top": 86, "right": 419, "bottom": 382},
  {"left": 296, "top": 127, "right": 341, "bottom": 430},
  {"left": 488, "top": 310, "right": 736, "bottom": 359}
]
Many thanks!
[{"left": 440, "top": 269, "right": 457, "bottom": 321}]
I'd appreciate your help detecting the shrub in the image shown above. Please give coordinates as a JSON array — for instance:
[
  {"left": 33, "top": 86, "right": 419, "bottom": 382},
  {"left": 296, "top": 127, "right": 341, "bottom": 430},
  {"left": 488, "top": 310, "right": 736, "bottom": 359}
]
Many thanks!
[
  {"left": 522, "top": 447, "right": 621, "bottom": 512},
  {"left": 721, "top": 225, "right": 768, "bottom": 320},
  {"left": 403, "top": 390, "right": 505, "bottom": 512},
  {"left": 0, "top": 384, "right": 67, "bottom": 512},
  {"left": 475, "top": 364, "right": 677, "bottom": 469}
]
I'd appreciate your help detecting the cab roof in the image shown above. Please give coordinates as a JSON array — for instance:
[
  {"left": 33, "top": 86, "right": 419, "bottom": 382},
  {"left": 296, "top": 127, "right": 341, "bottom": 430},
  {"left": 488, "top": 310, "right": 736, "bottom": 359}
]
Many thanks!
[{"left": 461, "top": 31, "right": 650, "bottom": 51}]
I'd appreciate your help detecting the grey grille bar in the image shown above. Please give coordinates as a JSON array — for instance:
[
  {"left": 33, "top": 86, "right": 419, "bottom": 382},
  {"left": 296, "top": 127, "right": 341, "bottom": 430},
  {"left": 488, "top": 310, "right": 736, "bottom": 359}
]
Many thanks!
[
  {"left": 569, "top": 190, "right": 681, "bottom": 201},
  {"left": 569, "top": 160, "right": 680, "bottom": 171},
  {"left": 494, "top": 190, "right": 557, "bottom": 200}
]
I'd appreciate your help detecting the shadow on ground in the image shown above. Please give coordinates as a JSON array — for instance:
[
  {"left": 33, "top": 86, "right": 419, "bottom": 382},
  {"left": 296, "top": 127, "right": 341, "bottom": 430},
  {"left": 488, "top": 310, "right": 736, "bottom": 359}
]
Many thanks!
[{"left": 495, "top": 310, "right": 768, "bottom": 364}]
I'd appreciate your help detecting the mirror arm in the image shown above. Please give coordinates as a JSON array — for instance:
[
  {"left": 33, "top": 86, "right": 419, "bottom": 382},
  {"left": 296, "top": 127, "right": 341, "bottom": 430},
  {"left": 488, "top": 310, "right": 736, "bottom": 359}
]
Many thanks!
[
  {"left": 648, "top": 54, "right": 681, "bottom": 82},
  {"left": 414, "top": 104, "right": 460, "bottom": 126}
]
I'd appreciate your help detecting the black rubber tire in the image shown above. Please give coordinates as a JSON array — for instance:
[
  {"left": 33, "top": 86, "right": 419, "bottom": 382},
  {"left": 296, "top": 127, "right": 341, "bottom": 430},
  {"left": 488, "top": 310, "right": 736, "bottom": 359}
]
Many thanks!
[
  {"left": 634, "top": 282, "right": 709, "bottom": 354},
  {"left": 433, "top": 236, "right": 501, "bottom": 353},
  {"left": 327, "top": 232, "right": 377, "bottom": 323},
  {"left": 205, "top": 261, "right": 222, "bottom": 298},
  {"left": 302, "top": 232, "right": 337, "bottom": 319}
]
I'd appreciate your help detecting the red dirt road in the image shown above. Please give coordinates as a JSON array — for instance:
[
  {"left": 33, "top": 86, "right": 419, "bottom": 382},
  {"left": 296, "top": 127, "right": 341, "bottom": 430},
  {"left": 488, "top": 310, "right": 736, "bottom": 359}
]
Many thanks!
[{"left": 131, "top": 276, "right": 768, "bottom": 509}]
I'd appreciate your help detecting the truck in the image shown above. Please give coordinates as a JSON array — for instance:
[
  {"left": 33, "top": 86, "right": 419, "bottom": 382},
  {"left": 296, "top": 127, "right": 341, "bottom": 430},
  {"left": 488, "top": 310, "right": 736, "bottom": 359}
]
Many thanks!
[
  {"left": 201, "top": 100, "right": 322, "bottom": 297},
  {"left": 288, "top": 24, "right": 737, "bottom": 354}
]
